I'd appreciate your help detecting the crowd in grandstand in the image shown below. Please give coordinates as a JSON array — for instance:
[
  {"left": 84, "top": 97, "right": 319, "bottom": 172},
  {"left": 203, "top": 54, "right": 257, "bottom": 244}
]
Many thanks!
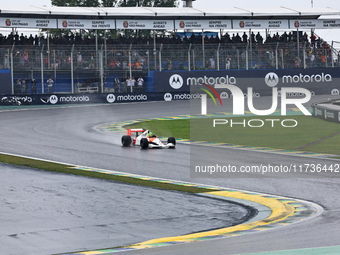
[
  {"left": 0, "top": 30, "right": 336, "bottom": 71},
  {"left": 0, "top": 30, "right": 328, "bottom": 46}
]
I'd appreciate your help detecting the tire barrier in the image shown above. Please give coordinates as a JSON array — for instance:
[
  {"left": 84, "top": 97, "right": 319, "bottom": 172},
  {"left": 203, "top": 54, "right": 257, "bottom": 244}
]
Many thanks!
[{"left": 312, "top": 99, "right": 340, "bottom": 123}]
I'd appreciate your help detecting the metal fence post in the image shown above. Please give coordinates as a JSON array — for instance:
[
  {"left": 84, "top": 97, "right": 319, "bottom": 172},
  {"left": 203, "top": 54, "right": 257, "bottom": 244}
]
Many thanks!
[
  {"left": 217, "top": 43, "right": 221, "bottom": 71},
  {"left": 202, "top": 29, "right": 205, "bottom": 69},
  {"left": 10, "top": 45, "right": 14, "bottom": 94},
  {"left": 246, "top": 45, "right": 249, "bottom": 70},
  {"left": 188, "top": 44, "right": 192, "bottom": 72},
  {"left": 71, "top": 44, "right": 74, "bottom": 94},
  {"left": 153, "top": 31, "right": 156, "bottom": 71},
  {"left": 129, "top": 44, "right": 133, "bottom": 93},
  {"left": 99, "top": 50, "right": 104, "bottom": 93},
  {"left": 41, "top": 44, "right": 44, "bottom": 94},
  {"left": 159, "top": 43, "right": 163, "bottom": 71},
  {"left": 54, "top": 49, "right": 56, "bottom": 85},
  {"left": 276, "top": 42, "right": 279, "bottom": 70}
]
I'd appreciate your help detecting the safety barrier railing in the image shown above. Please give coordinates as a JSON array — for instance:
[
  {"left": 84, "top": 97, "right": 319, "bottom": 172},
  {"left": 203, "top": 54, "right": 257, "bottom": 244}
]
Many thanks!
[{"left": 2, "top": 41, "right": 339, "bottom": 95}]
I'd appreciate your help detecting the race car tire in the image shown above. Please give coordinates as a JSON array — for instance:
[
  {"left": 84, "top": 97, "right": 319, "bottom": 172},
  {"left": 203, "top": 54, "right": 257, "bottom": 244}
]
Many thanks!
[
  {"left": 140, "top": 138, "right": 149, "bottom": 149},
  {"left": 121, "top": 135, "right": 132, "bottom": 147},
  {"left": 167, "top": 137, "right": 176, "bottom": 146}
]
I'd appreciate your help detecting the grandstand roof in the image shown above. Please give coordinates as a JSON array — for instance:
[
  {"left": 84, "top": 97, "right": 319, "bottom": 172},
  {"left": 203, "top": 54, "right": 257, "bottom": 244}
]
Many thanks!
[{"left": 1, "top": 5, "right": 340, "bottom": 19}]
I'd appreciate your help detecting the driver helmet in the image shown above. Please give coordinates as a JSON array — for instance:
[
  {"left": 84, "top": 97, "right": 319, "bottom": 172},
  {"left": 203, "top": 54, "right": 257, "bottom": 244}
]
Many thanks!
[{"left": 148, "top": 132, "right": 153, "bottom": 137}]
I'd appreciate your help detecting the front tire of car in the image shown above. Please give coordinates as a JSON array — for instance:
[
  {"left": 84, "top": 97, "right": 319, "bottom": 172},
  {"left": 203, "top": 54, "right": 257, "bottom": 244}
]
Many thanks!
[
  {"left": 167, "top": 137, "right": 176, "bottom": 146},
  {"left": 140, "top": 138, "right": 149, "bottom": 149}
]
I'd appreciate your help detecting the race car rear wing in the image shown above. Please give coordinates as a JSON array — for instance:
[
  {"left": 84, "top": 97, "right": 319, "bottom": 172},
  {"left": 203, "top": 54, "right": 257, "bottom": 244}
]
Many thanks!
[{"left": 127, "top": 128, "right": 146, "bottom": 136}]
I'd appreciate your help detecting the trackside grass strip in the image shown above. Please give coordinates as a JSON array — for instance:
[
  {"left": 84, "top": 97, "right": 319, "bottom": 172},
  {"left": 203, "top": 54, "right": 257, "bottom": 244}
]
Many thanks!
[
  {"left": 0, "top": 153, "right": 211, "bottom": 194},
  {"left": 125, "top": 116, "right": 340, "bottom": 155}
]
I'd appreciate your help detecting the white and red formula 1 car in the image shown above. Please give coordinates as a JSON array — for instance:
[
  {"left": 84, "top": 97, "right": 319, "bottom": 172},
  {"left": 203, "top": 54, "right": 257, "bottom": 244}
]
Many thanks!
[{"left": 121, "top": 129, "right": 176, "bottom": 149}]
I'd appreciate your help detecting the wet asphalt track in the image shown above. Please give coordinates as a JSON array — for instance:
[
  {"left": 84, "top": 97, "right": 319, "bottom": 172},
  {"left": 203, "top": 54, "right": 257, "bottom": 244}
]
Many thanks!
[
  {"left": 0, "top": 163, "right": 250, "bottom": 255},
  {"left": 0, "top": 95, "right": 340, "bottom": 254}
]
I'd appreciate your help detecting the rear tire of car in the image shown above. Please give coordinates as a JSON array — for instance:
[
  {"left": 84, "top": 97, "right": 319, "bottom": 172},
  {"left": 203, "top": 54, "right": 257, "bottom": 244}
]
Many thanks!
[
  {"left": 140, "top": 138, "right": 149, "bottom": 149},
  {"left": 167, "top": 137, "right": 176, "bottom": 146},
  {"left": 122, "top": 135, "right": 132, "bottom": 147}
]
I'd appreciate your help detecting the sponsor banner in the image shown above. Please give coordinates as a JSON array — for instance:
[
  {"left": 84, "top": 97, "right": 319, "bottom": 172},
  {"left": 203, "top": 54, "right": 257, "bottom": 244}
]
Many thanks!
[
  {"left": 0, "top": 18, "right": 57, "bottom": 29},
  {"left": 163, "top": 92, "right": 201, "bottom": 102},
  {"left": 234, "top": 20, "right": 289, "bottom": 29},
  {"left": 289, "top": 19, "right": 340, "bottom": 29},
  {"left": 175, "top": 20, "right": 231, "bottom": 29},
  {"left": 290, "top": 20, "right": 321, "bottom": 29},
  {"left": 0, "top": 93, "right": 164, "bottom": 106},
  {"left": 320, "top": 19, "right": 340, "bottom": 28},
  {"left": 58, "top": 19, "right": 115, "bottom": 29},
  {"left": 154, "top": 68, "right": 340, "bottom": 94},
  {"left": 116, "top": 20, "right": 173, "bottom": 30}
]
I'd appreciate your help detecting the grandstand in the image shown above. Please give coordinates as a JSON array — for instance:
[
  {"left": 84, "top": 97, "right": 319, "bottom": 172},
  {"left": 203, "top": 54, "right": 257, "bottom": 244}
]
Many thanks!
[{"left": 0, "top": 5, "right": 340, "bottom": 94}]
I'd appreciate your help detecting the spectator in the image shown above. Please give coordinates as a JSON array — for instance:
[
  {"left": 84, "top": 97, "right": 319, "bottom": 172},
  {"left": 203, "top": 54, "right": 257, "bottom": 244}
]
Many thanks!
[
  {"left": 310, "top": 53, "right": 316, "bottom": 67},
  {"left": 209, "top": 57, "right": 215, "bottom": 69},
  {"left": 136, "top": 60, "right": 143, "bottom": 70},
  {"left": 126, "top": 77, "right": 131, "bottom": 92},
  {"left": 15, "top": 79, "right": 21, "bottom": 94},
  {"left": 77, "top": 52, "right": 82, "bottom": 67},
  {"left": 130, "top": 77, "right": 136, "bottom": 88},
  {"left": 47, "top": 77, "right": 54, "bottom": 93},
  {"left": 137, "top": 76, "right": 144, "bottom": 92},
  {"left": 225, "top": 55, "right": 232, "bottom": 69},
  {"left": 3, "top": 53, "right": 9, "bottom": 68},
  {"left": 242, "top": 32, "right": 248, "bottom": 43},
  {"left": 256, "top": 32, "right": 263, "bottom": 44},
  {"left": 21, "top": 79, "right": 26, "bottom": 94},
  {"left": 114, "top": 77, "right": 120, "bottom": 92},
  {"left": 31, "top": 78, "right": 37, "bottom": 94}
]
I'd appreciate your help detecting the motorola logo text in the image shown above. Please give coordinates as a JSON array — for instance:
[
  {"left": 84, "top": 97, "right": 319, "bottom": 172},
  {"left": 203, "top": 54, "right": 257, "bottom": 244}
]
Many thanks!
[
  {"left": 265, "top": 72, "right": 332, "bottom": 87},
  {"left": 168, "top": 74, "right": 237, "bottom": 90}
]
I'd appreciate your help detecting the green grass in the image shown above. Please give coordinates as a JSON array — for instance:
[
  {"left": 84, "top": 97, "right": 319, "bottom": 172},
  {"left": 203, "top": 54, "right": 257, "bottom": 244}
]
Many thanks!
[
  {"left": 0, "top": 153, "right": 212, "bottom": 194},
  {"left": 126, "top": 116, "right": 340, "bottom": 155}
]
